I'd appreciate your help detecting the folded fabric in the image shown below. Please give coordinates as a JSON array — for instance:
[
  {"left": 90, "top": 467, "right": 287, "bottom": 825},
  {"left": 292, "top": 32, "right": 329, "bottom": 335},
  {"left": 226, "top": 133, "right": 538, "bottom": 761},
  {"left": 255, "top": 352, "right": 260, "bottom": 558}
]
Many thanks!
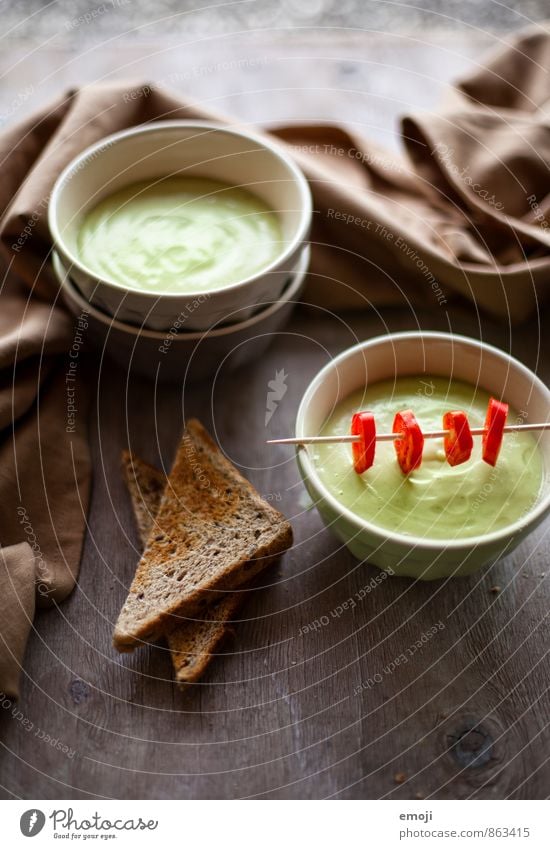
[
  {"left": 0, "top": 280, "right": 91, "bottom": 697},
  {"left": 0, "top": 25, "right": 549, "bottom": 697}
]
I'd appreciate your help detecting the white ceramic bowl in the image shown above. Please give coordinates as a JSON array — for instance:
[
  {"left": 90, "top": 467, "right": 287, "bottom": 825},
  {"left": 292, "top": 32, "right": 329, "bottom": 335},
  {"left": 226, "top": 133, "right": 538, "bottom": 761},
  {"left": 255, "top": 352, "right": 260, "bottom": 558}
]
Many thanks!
[
  {"left": 53, "top": 246, "right": 309, "bottom": 382},
  {"left": 296, "top": 332, "right": 550, "bottom": 580},
  {"left": 48, "top": 120, "right": 311, "bottom": 331}
]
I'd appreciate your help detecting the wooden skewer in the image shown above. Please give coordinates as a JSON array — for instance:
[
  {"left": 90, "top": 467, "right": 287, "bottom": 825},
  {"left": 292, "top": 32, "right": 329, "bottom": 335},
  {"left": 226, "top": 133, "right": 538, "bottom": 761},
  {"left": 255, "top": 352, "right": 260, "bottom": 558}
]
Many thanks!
[{"left": 267, "top": 422, "right": 550, "bottom": 446}]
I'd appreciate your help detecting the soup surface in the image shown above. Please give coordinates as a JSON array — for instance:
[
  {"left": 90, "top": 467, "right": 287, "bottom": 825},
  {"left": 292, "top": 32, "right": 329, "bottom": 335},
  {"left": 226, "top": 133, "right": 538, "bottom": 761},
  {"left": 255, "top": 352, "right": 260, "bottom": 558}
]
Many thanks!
[
  {"left": 314, "top": 376, "right": 543, "bottom": 540},
  {"left": 77, "top": 177, "right": 283, "bottom": 293}
]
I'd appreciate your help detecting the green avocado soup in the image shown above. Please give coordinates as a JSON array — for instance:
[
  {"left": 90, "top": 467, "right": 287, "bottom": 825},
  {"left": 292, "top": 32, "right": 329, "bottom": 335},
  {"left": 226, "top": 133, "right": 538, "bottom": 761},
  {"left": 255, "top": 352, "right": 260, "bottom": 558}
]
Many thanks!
[
  {"left": 313, "top": 376, "right": 543, "bottom": 541},
  {"left": 77, "top": 177, "right": 283, "bottom": 293}
]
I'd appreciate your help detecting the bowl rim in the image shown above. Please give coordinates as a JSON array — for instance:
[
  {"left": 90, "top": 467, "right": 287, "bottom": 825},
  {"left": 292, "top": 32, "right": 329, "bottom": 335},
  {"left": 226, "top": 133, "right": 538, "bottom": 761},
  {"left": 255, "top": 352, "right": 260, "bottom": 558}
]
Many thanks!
[
  {"left": 296, "top": 330, "right": 550, "bottom": 550},
  {"left": 48, "top": 119, "right": 312, "bottom": 302},
  {"left": 53, "top": 245, "right": 309, "bottom": 340}
]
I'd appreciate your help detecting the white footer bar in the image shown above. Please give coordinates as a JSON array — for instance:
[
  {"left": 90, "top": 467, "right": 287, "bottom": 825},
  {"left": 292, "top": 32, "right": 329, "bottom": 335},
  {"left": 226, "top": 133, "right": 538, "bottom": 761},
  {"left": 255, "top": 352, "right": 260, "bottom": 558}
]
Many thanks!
[{"left": 1, "top": 799, "right": 548, "bottom": 848}]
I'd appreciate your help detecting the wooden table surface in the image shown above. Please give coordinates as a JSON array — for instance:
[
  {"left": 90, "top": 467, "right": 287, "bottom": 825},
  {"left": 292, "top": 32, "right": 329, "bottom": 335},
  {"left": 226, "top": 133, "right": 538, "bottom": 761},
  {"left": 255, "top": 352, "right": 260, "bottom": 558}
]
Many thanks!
[{"left": 1, "top": 32, "right": 549, "bottom": 801}]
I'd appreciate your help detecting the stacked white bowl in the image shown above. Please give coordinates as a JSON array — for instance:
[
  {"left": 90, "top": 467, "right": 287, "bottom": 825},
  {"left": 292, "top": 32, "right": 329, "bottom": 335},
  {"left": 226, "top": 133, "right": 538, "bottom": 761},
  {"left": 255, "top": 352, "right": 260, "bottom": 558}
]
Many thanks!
[{"left": 48, "top": 121, "right": 312, "bottom": 379}]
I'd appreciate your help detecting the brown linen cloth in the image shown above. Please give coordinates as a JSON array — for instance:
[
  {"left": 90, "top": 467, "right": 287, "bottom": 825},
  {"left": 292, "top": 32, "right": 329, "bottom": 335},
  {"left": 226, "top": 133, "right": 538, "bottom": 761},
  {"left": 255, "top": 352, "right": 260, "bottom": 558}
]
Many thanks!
[
  {"left": 0, "top": 281, "right": 91, "bottom": 698},
  {"left": 0, "top": 25, "right": 549, "bottom": 698}
]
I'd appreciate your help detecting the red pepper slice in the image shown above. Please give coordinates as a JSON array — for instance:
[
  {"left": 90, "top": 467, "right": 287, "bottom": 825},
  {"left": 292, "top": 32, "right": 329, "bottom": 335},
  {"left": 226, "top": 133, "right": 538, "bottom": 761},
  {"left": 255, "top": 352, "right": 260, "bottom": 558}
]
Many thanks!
[
  {"left": 351, "top": 411, "right": 376, "bottom": 474},
  {"left": 482, "top": 398, "right": 508, "bottom": 466},
  {"left": 443, "top": 410, "right": 473, "bottom": 467},
  {"left": 393, "top": 409, "right": 424, "bottom": 474}
]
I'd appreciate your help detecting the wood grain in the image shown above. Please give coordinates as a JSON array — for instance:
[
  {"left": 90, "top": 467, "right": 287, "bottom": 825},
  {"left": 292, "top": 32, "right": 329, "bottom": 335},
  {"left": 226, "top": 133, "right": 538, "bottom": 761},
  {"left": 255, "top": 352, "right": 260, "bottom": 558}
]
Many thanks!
[{"left": 1, "top": 33, "right": 549, "bottom": 800}]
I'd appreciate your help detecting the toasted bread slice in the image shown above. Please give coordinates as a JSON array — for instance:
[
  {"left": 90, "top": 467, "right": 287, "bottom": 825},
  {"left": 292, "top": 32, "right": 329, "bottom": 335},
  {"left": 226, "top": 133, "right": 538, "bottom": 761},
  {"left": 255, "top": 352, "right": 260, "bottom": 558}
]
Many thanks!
[
  {"left": 114, "top": 419, "right": 292, "bottom": 651},
  {"left": 121, "top": 450, "right": 245, "bottom": 685},
  {"left": 121, "top": 450, "right": 165, "bottom": 544}
]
